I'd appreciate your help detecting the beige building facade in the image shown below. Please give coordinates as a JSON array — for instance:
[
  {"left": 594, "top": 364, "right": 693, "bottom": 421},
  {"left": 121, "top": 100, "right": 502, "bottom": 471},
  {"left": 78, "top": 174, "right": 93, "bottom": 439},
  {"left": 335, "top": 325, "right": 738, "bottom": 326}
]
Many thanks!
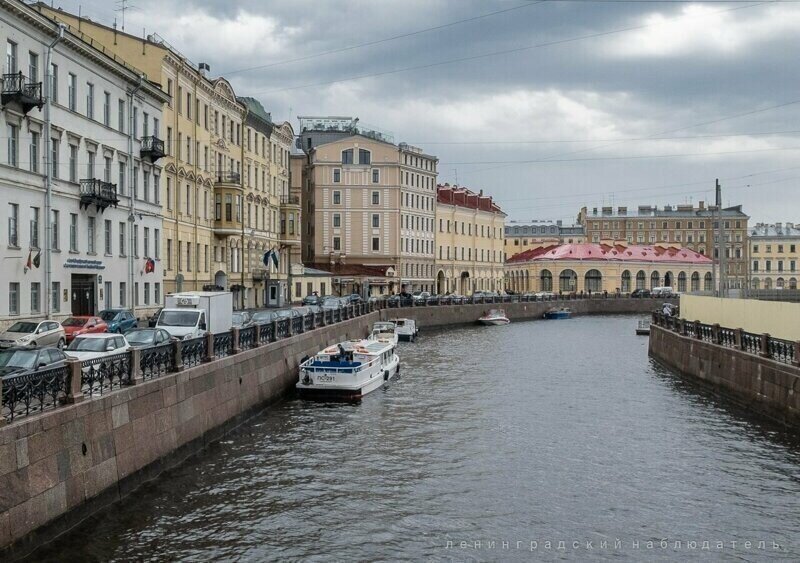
[
  {"left": 504, "top": 221, "right": 585, "bottom": 259},
  {"left": 435, "top": 184, "right": 506, "bottom": 295},
  {"left": 749, "top": 223, "right": 800, "bottom": 290},
  {"left": 298, "top": 122, "right": 438, "bottom": 295}
]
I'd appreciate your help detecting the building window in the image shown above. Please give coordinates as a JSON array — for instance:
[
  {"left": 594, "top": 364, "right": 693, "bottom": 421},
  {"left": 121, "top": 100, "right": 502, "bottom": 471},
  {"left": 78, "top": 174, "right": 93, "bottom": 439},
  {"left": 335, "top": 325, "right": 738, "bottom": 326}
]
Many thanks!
[
  {"left": 86, "top": 83, "right": 94, "bottom": 119},
  {"left": 69, "top": 214, "right": 77, "bottom": 251},
  {"left": 372, "top": 214, "right": 380, "bottom": 228},
  {"left": 359, "top": 149, "right": 371, "bottom": 165},
  {"left": 104, "top": 220, "right": 112, "bottom": 255},
  {"left": 372, "top": 237, "right": 380, "bottom": 251},
  {"left": 29, "top": 131, "right": 39, "bottom": 173},
  {"left": 119, "top": 222, "right": 126, "bottom": 255},
  {"left": 51, "top": 281, "right": 60, "bottom": 313},
  {"left": 8, "top": 203, "right": 18, "bottom": 247},
  {"left": 333, "top": 236, "right": 341, "bottom": 251},
  {"left": 69, "top": 145, "right": 78, "bottom": 182},
  {"left": 50, "top": 138, "right": 59, "bottom": 179},
  {"left": 341, "top": 149, "right": 354, "bottom": 164},
  {"left": 119, "top": 282, "right": 126, "bottom": 308},
  {"left": 333, "top": 213, "right": 341, "bottom": 228},
  {"left": 118, "top": 99, "right": 125, "bottom": 132},
  {"left": 87, "top": 216, "right": 95, "bottom": 254},
  {"left": 51, "top": 210, "right": 59, "bottom": 251},
  {"left": 49, "top": 63, "right": 58, "bottom": 102},
  {"left": 333, "top": 190, "right": 341, "bottom": 205},
  {"left": 6, "top": 124, "right": 17, "bottom": 167},
  {"left": 67, "top": 73, "right": 76, "bottom": 111},
  {"left": 29, "top": 207, "right": 39, "bottom": 249},
  {"left": 8, "top": 281, "right": 20, "bottom": 316},
  {"left": 6, "top": 40, "right": 17, "bottom": 73},
  {"left": 30, "top": 282, "right": 40, "bottom": 313},
  {"left": 372, "top": 191, "right": 380, "bottom": 205},
  {"left": 333, "top": 169, "right": 340, "bottom": 183},
  {"left": 372, "top": 169, "right": 379, "bottom": 183}
]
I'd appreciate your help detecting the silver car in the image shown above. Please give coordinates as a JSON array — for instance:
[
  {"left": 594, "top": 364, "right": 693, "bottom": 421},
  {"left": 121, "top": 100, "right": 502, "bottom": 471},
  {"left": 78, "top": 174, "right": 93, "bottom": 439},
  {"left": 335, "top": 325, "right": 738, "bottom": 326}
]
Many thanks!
[{"left": 0, "top": 320, "right": 66, "bottom": 349}]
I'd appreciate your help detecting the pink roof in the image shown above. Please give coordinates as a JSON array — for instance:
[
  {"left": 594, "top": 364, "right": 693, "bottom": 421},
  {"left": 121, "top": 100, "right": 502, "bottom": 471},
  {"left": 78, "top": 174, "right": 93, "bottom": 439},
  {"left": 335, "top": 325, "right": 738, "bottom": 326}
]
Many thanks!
[{"left": 506, "top": 243, "right": 713, "bottom": 265}]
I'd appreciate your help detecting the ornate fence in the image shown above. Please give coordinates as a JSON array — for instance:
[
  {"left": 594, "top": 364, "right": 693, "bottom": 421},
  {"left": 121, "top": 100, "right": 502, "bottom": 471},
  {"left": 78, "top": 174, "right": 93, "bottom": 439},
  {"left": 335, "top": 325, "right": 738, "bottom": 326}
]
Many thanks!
[
  {"left": 81, "top": 352, "right": 132, "bottom": 396},
  {"left": 140, "top": 343, "right": 175, "bottom": 380},
  {"left": 213, "top": 332, "right": 233, "bottom": 358},
  {"left": 1, "top": 365, "right": 69, "bottom": 422},
  {"left": 181, "top": 336, "right": 207, "bottom": 368},
  {"left": 258, "top": 323, "right": 274, "bottom": 344},
  {"left": 652, "top": 312, "right": 799, "bottom": 366},
  {"left": 239, "top": 326, "right": 256, "bottom": 351}
]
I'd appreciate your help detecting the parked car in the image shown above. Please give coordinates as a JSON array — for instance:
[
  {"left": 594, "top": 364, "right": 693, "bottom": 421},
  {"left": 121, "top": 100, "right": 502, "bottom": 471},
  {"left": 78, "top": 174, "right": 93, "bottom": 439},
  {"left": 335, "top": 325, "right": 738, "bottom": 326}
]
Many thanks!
[
  {"left": 274, "top": 308, "right": 302, "bottom": 321},
  {"left": 147, "top": 308, "right": 163, "bottom": 328},
  {"left": 251, "top": 310, "right": 278, "bottom": 325},
  {"left": 345, "top": 293, "right": 363, "bottom": 304},
  {"left": 631, "top": 288, "right": 652, "bottom": 298},
  {"left": 123, "top": 328, "right": 173, "bottom": 348},
  {"left": 321, "top": 297, "right": 344, "bottom": 310},
  {"left": 302, "top": 295, "right": 321, "bottom": 306},
  {"left": 534, "top": 291, "right": 555, "bottom": 299},
  {"left": 61, "top": 316, "right": 108, "bottom": 343},
  {"left": 0, "top": 347, "right": 67, "bottom": 378},
  {"left": 231, "top": 311, "right": 253, "bottom": 329},
  {"left": 0, "top": 320, "right": 66, "bottom": 349},
  {"left": 98, "top": 309, "right": 137, "bottom": 333},
  {"left": 412, "top": 291, "right": 431, "bottom": 303},
  {"left": 65, "top": 334, "right": 130, "bottom": 361},
  {"left": 651, "top": 287, "right": 674, "bottom": 297}
]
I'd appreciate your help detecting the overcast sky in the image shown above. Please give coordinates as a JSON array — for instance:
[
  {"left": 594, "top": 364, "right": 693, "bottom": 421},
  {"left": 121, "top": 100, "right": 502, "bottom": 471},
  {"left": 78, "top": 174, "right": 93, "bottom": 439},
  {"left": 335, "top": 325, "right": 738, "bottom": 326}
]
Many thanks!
[{"left": 53, "top": 0, "right": 800, "bottom": 224}]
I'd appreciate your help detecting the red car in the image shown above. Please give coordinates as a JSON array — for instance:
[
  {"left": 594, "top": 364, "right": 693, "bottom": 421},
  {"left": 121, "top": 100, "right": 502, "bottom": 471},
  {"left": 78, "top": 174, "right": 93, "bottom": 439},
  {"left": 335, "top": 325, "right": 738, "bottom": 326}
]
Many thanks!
[{"left": 61, "top": 316, "right": 108, "bottom": 343}]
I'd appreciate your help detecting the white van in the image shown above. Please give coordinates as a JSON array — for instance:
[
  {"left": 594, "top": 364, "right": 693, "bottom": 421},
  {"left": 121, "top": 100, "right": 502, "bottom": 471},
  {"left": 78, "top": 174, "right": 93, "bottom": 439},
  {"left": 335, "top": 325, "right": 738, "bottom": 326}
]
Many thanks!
[{"left": 651, "top": 286, "right": 675, "bottom": 297}]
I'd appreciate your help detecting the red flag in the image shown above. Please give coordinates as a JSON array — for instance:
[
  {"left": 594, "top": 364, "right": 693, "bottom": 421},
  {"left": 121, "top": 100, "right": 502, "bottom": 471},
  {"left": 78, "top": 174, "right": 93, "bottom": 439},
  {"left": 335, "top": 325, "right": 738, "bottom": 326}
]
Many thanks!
[{"left": 25, "top": 250, "right": 32, "bottom": 270}]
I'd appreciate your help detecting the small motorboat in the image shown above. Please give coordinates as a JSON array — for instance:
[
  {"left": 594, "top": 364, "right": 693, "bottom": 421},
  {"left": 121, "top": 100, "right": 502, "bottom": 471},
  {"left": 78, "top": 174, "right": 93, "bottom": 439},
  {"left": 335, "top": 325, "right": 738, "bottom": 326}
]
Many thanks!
[
  {"left": 635, "top": 320, "right": 651, "bottom": 335},
  {"left": 391, "top": 318, "right": 418, "bottom": 342},
  {"left": 543, "top": 307, "right": 571, "bottom": 320},
  {"left": 478, "top": 309, "right": 510, "bottom": 326},
  {"left": 371, "top": 321, "right": 399, "bottom": 347}
]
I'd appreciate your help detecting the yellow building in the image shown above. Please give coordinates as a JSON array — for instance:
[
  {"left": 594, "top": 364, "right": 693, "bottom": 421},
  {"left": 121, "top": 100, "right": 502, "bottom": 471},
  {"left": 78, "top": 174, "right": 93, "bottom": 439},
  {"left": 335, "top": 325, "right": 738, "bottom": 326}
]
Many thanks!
[
  {"left": 504, "top": 243, "right": 713, "bottom": 294},
  {"left": 749, "top": 223, "right": 800, "bottom": 290},
  {"left": 504, "top": 221, "right": 586, "bottom": 259},
  {"left": 435, "top": 184, "right": 506, "bottom": 295}
]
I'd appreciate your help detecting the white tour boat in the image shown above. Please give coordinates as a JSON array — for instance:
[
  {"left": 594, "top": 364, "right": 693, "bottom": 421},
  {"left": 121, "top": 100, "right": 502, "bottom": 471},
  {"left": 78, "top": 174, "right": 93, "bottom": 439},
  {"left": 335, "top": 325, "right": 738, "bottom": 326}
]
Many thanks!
[
  {"left": 391, "top": 318, "right": 419, "bottom": 342},
  {"left": 297, "top": 335, "right": 400, "bottom": 400},
  {"left": 478, "top": 308, "right": 510, "bottom": 326},
  {"left": 372, "top": 321, "right": 399, "bottom": 347}
]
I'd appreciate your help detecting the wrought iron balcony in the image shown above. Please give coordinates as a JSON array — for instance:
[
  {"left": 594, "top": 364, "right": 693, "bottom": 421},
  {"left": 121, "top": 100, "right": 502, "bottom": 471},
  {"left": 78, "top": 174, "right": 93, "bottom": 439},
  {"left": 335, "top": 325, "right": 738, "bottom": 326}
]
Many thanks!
[
  {"left": 1, "top": 72, "right": 43, "bottom": 114},
  {"left": 79, "top": 179, "right": 119, "bottom": 212},
  {"left": 139, "top": 135, "right": 165, "bottom": 162},
  {"left": 280, "top": 195, "right": 300, "bottom": 206},
  {"left": 216, "top": 171, "right": 241, "bottom": 184}
]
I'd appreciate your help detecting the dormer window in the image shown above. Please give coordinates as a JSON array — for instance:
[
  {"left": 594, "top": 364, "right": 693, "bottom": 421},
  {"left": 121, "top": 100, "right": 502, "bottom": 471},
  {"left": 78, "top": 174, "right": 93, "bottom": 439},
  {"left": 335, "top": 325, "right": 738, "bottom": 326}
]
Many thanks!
[
  {"left": 359, "top": 149, "right": 371, "bottom": 165},
  {"left": 341, "top": 149, "right": 354, "bottom": 164}
]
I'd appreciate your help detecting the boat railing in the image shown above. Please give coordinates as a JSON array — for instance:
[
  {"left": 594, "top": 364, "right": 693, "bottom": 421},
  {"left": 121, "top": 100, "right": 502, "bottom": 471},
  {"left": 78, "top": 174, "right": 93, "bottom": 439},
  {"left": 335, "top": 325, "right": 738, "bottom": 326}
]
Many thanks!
[{"left": 300, "top": 354, "right": 381, "bottom": 374}]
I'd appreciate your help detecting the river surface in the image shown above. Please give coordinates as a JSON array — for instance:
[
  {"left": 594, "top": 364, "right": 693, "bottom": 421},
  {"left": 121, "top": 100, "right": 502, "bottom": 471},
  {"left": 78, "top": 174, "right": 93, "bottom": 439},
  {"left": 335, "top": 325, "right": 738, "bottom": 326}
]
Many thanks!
[{"left": 35, "top": 315, "right": 800, "bottom": 561}]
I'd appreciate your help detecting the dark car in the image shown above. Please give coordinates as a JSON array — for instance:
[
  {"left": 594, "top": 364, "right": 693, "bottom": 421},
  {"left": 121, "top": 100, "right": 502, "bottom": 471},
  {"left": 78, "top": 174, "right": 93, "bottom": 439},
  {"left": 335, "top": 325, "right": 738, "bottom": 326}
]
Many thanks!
[
  {"left": 124, "top": 328, "right": 173, "bottom": 348},
  {"left": 147, "top": 308, "right": 163, "bottom": 328},
  {"left": 321, "top": 297, "right": 344, "bottom": 311},
  {"left": 345, "top": 294, "right": 363, "bottom": 304},
  {"left": 631, "top": 288, "right": 651, "bottom": 298},
  {"left": 251, "top": 310, "right": 278, "bottom": 325},
  {"left": 98, "top": 309, "right": 137, "bottom": 333},
  {"left": 231, "top": 311, "right": 253, "bottom": 328},
  {"left": 0, "top": 347, "right": 67, "bottom": 378},
  {"left": 302, "top": 295, "right": 321, "bottom": 306}
]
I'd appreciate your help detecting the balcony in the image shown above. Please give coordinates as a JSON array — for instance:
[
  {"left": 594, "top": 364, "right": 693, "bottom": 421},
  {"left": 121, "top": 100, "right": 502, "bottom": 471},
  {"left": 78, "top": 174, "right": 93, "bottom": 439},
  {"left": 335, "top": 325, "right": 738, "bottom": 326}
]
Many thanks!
[
  {"left": 216, "top": 171, "right": 241, "bottom": 185},
  {"left": 79, "top": 179, "right": 119, "bottom": 212},
  {"left": 140, "top": 136, "right": 165, "bottom": 162},
  {"left": 280, "top": 195, "right": 300, "bottom": 207},
  {"left": 2, "top": 73, "right": 43, "bottom": 114}
]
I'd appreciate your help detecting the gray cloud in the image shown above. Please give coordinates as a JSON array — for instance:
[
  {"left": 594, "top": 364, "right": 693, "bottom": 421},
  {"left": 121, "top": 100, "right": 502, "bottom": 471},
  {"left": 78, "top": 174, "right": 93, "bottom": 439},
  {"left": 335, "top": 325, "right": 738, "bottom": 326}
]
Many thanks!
[{"left": 58, "top": 0, "right": 800, "bottom": 222}]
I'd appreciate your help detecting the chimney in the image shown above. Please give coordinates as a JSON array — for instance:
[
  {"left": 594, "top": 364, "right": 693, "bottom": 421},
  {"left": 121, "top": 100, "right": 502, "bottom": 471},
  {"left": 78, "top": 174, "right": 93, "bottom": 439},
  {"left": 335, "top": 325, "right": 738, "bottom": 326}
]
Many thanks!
[
  {"left": 602, "top": 206, "right": 612, "bottom": 216},
  {"left": 198, "top": 62, "right": 210, "bottom": 77},
  {"left": 698, "top": 200, "right": 705, "bottom": 210},
  {"left": 592, "top": 207, "right": 598, "bottom": 216},
  {"left": 787, "top": 222, "right": 794, "bottom": 230},
  {"left": 556, "top": 219, "right": 563, "bottom": 226},
  {"left": 618, "top": 206, "right": 627, "bottom": 216}
]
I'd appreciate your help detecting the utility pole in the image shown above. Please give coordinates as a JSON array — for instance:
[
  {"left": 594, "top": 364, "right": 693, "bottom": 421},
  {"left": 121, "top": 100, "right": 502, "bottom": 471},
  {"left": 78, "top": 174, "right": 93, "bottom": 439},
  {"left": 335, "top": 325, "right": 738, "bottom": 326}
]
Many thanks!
[{"left": 716, "top": 178, "right": 726, "bottom": 298}]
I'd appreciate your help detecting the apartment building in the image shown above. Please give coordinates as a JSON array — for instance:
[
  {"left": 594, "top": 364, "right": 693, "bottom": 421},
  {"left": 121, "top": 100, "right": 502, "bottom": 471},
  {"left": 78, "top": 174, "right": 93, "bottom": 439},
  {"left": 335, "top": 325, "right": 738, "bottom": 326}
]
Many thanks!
[
  {"left": 0, "top": 0, "right": 168, "bottom": 327},
  {"left": 750, "top": 223, "right": 800, "bottom": 290},
  {"left": 298, "top": 117, "right": 438, "bottom": 295},
  {"left": 578, "top": 203, "right": 750, "bottom": 290},
  {"left": 435, "top": 184, "right": 506, "bottom": 295},
  {"left": 504, "top": 221, "right": 585, "bottom": 259}
]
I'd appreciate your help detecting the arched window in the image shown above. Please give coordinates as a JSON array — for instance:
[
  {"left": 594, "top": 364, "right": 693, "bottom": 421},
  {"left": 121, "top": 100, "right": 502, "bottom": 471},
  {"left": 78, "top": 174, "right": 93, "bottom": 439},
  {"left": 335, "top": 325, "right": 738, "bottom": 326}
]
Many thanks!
[
  {"left": 752, "top": 278, "right": 760, "bottom": 290},
  {"left": 677, "top": 271, "right": 687, "bottom": 292},
  {"left": 621, "top": 270, "right": 631, "bottom": 293},
  {"left": 559, "top": 269, "right": 577, "bottom": 292},
  {"left": 691, "top": 272, "right": 700, "bottom": 292},
  {"left": 664, "top": 271, "right": 673, "bottom": 288},
  {"left": 704, "top": 272, "right": 712, "bottom": 291},
  {"left": 359, "top": 149, "right": 371, "bottom": 165},
  {"left": 341, "top": 149, "right": 354, "bottom": 164},
  {"left": 636, "top": 270, "right": 646, "bottom": 290},
  {"left": 777, "top": 277, "right": 785, "bottom": 289},
  {"left": 585, "top": 269, "right": 602, "bottom": 292},
  {"left": 764, "top": 278, "right": 773, "bottom": 289},
  {"left": 791, "top": 278, "right": 797, "bottom": 290},
  {"left": 540, "top": 269, "right": 553, "bottom": 291},
  {"left": 651, "top": 271, "right": 660, "bottom": 289}
]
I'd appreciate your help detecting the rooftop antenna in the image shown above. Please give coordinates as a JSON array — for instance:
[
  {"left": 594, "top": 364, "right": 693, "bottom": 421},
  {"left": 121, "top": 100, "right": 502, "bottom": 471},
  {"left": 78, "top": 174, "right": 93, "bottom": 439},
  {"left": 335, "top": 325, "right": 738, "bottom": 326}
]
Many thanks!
[
  {"left": 115, "top": 0, "right": 135, "bottom": 32},
  {"left": 452, "top": 168, "right": 458, "bottom": 185}
]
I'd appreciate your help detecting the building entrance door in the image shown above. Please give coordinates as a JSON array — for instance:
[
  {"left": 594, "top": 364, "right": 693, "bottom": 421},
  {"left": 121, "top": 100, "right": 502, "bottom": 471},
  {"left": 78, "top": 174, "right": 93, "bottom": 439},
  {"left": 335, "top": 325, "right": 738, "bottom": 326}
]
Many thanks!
[{"left": 71, "top": 274, "right": 96, "bottom": 316}]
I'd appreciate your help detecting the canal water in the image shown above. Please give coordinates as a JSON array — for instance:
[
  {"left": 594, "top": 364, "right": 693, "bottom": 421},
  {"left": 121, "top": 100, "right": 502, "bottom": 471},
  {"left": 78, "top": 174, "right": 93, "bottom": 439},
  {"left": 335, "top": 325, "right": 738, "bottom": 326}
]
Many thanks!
[{"left": 34, "top": 315, "right": 800, "bottom": 561}]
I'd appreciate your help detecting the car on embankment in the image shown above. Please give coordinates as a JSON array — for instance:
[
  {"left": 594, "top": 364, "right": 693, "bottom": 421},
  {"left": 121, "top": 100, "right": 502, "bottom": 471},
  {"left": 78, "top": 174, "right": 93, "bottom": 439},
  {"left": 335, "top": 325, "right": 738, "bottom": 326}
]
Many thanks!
[{"left": 0, "top": 320, "right": 66, "bottom": 349}]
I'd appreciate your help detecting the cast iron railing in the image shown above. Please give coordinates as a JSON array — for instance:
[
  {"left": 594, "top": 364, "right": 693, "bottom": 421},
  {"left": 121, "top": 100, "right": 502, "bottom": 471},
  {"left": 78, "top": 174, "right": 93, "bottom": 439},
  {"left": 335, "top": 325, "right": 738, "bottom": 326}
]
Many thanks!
[
  {"left": 258, "top": 322, "right": 274, "bottom": 344},
  {"left": 239, "top": 326, "right": 256, "bottom": 350},
  {"left": 181, "top": 336, "right": 207, "bottom": 368},
  {"left": 276, "top": 318, "right": 289, "bottom": 339},
  {"left": 81, "top": 352, "right": 131, "bottom": 396},
  {"left": 213, "top": 332, "right": 233, "bottom": 358},
  {"left": 1, "top": 365, "right": 69, "bottom": 422},
  {"left": 140, "top": 343, "right": 175, "bottom": 380}
]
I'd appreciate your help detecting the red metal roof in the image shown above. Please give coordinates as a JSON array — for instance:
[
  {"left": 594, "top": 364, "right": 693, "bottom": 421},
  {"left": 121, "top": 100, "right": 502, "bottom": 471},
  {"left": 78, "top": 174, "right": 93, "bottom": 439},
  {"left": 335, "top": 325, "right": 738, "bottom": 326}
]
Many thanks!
[
  {"left": 506, "top": 243, "right": 713, "bottom": 265},
  {"left": 437, "top": 184, "right": 504, "bottom": 215}
]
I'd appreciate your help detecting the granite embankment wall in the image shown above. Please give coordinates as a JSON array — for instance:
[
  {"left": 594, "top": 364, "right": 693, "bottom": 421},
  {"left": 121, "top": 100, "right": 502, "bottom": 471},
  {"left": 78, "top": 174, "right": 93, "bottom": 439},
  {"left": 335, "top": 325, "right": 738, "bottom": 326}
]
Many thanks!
[
  {"left": 0, "top": 312, "right": 377, "bottom": 559},
  {"left": 380, "top": 297, "right": 669, "bottom": 328},
  {"left": 649, "top": 324, "right": 800, "bottom": 428},
  {"left": 0, "top": 297, "right": 665, "bottom": 558}
]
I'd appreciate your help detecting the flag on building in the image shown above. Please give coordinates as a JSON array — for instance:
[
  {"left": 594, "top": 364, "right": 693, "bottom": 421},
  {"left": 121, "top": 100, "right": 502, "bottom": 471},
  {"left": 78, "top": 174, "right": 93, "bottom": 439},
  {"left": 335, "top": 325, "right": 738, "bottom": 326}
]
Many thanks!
[
  {"left": 32, "top": 250, "right": 41, "bottom": 268},
  {"left": 144, "top": 257, "right": 155, "bottom": 273},
  {"left": 24, "top": 250, "right": 32, "bottom": 270},
  {"left": 262, "top": 249, "right": 272, "bottom": 268}
]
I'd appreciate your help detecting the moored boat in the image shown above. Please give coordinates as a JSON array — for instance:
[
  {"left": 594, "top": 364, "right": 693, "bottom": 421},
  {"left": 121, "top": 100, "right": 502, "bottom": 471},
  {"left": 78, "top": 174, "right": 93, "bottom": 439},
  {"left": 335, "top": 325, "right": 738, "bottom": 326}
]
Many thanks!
[
  {"left": 296, "top": 336, "right": 400, "bottom": 400},
  {"left": 372, "top": 321, "right": 399, "bottom": 347},
  {"left": 478, "top": 309, "right": 510, "bottom": 326},
  {"left": 543, "top": 307, "right": 571, "bottom": 319},
  {"left": 391, "top": 318, "right": 418, "bottom": 342}
]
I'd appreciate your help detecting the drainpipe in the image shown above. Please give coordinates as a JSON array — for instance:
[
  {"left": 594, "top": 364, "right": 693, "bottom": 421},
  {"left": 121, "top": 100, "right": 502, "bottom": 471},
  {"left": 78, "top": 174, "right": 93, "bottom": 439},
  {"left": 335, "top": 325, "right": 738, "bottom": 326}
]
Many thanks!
[
  {"left": 44, "top": 23, "right": 66, "bottom": 320},
  {"left": 128, "top": 74, "right": 144, "bottom": 317},
  {"left": 240, "top": 107, "right": 248, "bottom": 310}
]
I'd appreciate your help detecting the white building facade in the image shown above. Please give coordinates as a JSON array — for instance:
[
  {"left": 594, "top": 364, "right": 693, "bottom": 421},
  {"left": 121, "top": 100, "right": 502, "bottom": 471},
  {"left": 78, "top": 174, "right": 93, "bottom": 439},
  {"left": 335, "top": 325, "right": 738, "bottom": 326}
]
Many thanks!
[{"left": 0, "top": 0, "right": 167, "bottom": 327}]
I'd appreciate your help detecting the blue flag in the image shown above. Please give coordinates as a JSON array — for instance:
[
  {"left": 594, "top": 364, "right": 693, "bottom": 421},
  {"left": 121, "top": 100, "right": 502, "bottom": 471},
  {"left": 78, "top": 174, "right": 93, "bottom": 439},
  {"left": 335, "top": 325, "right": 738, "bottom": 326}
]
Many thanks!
[{"left": 262, "top": 250, "right": 272, "bottom": 267}]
